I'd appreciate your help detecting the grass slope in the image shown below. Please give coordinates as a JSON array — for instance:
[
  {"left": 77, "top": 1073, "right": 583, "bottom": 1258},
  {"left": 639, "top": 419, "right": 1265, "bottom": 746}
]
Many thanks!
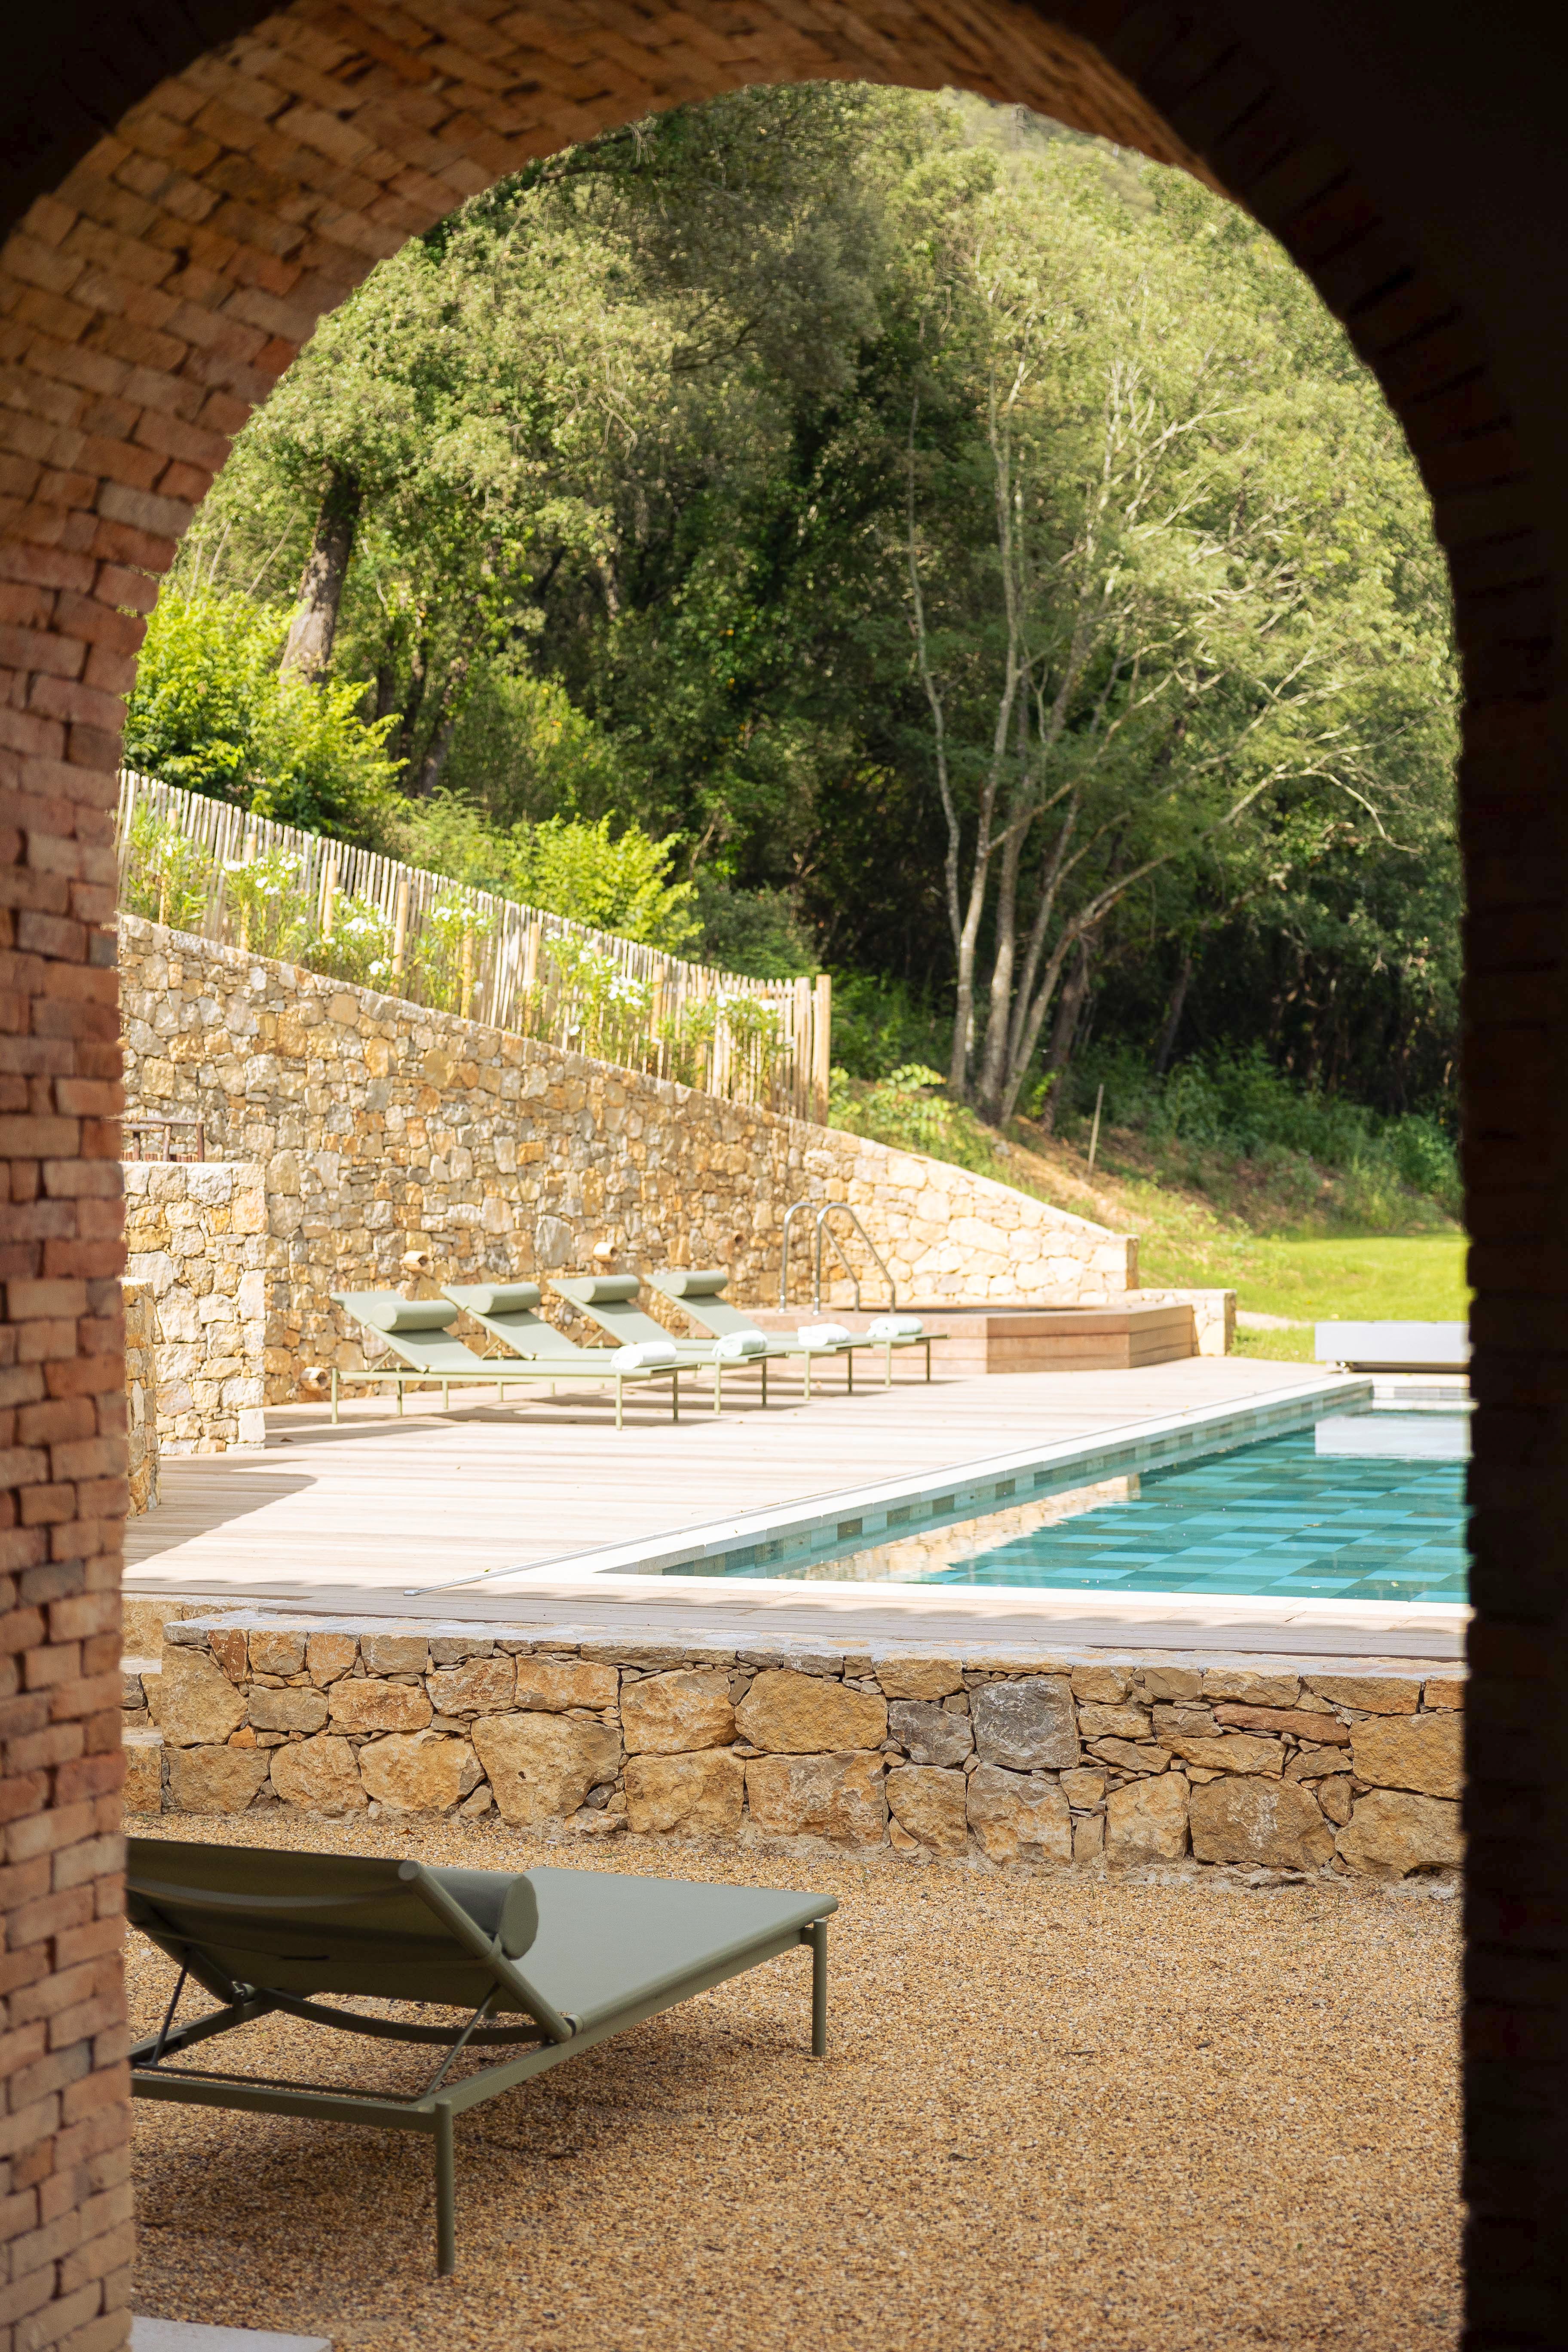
[{"left": 992, "top": 1119, "right": 1468, "bottom": 1361}]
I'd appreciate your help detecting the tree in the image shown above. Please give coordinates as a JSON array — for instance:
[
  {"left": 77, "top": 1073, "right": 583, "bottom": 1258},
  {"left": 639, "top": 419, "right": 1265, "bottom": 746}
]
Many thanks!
[{"left": 893, "top": 137, "right": 1456, "bottom": 1121}]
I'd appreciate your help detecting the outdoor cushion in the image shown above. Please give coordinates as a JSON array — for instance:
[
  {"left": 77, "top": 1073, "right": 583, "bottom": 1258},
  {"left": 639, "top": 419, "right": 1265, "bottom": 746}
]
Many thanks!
[
  {"left": 655, "top": 1268, "right": 730, "bottom": 1298},
  {"left": 358, "top": 1297, "right": 459, "bottom": 1334},
  {"left": 561, "top": 1274, "right": 640, "bottom": 1304},
  {"left": 458, "top": 1282, "right": 543, "bottom": 1315}
]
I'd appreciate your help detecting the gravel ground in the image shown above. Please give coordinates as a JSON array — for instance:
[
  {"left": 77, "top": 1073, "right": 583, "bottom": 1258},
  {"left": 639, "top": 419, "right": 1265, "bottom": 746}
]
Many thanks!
[{"left": 128, "top": 1814, "right": 1461, "bottom": 2352}]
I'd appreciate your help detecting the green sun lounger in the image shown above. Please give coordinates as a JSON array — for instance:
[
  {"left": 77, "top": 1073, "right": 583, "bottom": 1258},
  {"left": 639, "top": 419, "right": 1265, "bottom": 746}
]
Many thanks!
[
  {"left": 441, "top": 1280, "right": 651, "bottom": 1375},
  {"left": 549, "top": 1273, "right": 840, "bottom": 1408},
  {"left": 128, "top": 1839, "right": 834, "bottom": 2274},
  {"left": 647, "top": 1268, "right": 937, "bottom": 1387},
  {"left": 329, "top": 1291, "right": 682, "bottom": 1428}
]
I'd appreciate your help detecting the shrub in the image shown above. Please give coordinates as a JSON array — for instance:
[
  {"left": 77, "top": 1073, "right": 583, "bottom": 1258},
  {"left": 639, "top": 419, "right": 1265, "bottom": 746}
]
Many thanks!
[
  {"left": 1064, "top": 1043, "right": 1461, "bottom": 1218},
  {"left": 302, "top": 893, "right": 397, "bottom": 989},
  {"left": 830, "top": 973, "right": 951, "bottom": 1081},
  {"left": 828, "top": 1063, "right": 1007, "bottom": 1176},
  {"left": 121, "top": 805, "right": 208, "bottom": 932},
  {"left": 398, "top": 795, "right": 698, "bottom": 954},
  {"left": 124, "top": 587, "right": 401, "bottom": 839}
]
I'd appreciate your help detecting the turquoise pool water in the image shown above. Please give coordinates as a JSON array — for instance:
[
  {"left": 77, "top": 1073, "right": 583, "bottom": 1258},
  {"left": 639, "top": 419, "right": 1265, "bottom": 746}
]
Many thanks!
[
  {"left": 920, "top": 1411, "right": 1467, "bottom": 1602},
  {"left": 709, "top": 1406, "right": 1470, "bottom": 1601}
]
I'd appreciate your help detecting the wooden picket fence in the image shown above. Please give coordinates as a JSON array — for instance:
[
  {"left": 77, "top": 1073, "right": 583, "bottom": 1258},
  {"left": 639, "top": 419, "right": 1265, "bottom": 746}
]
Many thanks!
[{"left": 115, "top": 772, "right": 831, "bottom": 1119}]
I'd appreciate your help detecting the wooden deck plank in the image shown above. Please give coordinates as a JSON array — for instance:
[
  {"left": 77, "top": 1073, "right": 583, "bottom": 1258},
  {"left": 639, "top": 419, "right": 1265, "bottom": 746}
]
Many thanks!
[{"left": 122, "top": 1357, "right": 1465, "bottom": 1661}]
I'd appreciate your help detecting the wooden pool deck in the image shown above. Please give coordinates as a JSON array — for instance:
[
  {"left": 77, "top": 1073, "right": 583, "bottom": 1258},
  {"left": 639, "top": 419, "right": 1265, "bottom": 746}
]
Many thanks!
[{"left": 124, "top": 1355, "right": 1466, "bottom": 1666}]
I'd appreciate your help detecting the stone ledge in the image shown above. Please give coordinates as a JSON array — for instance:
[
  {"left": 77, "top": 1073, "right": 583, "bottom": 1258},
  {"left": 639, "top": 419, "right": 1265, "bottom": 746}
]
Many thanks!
[{"left": 125, "top": 1618, "right": 1465, "bottom": 1881}]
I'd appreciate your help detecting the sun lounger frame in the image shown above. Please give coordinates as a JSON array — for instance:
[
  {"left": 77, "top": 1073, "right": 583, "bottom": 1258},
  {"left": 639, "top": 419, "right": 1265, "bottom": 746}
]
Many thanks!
[
  {"left": 329, "top": 1290, "right": 682, "bottom": 1428},
  {"left": 548, "top": 1274, "right": 848, "bottom": 1410},
  {"left": 646, "top": 1268, "right": 937, "bottom": 1388},
  {"left": 128, "top": 1847, "right": 833, "bottom": 2275}
]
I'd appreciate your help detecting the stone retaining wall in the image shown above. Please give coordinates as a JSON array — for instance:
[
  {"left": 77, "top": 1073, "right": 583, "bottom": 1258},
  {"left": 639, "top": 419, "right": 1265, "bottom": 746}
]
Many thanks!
[
  {"left": 119, "top": 917, "right": 1191, "bottom": 1406},
  {"left": 124, "top": 1281, "right": 160, "bottom": 1514},
  {"left": 124, "top": 1160, "right": 267, "bottom": 1450},
  {"left": 123, "top": 1619, "right": 1464, "bottom": 1883}
]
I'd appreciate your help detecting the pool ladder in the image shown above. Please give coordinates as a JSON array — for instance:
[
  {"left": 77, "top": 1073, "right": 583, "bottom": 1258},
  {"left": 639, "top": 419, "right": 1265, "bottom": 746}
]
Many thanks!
[{"left": 780, "top": 1200, "right": 897, "bottom": 1314}]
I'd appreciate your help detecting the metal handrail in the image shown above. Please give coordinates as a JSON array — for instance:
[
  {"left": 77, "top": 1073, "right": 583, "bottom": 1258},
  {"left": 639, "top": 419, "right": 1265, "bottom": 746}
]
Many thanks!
[{"left": 780, "top": 1198, "right": 897, "bottom": 1313}]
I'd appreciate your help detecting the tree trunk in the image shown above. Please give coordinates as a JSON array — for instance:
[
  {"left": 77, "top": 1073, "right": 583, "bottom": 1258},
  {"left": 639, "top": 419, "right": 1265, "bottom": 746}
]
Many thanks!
[
  {"left": 410, "top": 654, "right": 471, "bottom": 799},
  {"left": 1038, "top": 936, "right": 1093, "bottom": 1133},
  {"left": 279, "top": 466, "right": 360, "bottom": 682},
  {"left": 1153, "top": 948, "right": 1194, "bottom": 1077},
  {"left": 399, "top": 641, "right": 429, "bottom": 772}
]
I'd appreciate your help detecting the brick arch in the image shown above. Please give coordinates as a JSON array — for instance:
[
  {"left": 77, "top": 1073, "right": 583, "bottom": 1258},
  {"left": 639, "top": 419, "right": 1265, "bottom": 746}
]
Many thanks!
[{"left": 0, "top": 6, "right": 1557, "bottom": 2351}]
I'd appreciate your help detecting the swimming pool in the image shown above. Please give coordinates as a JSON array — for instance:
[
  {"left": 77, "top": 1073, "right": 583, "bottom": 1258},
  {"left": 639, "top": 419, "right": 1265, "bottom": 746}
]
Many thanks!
[{"left": 718, "top": 1403, "right": 1469, "bottom": 1605}]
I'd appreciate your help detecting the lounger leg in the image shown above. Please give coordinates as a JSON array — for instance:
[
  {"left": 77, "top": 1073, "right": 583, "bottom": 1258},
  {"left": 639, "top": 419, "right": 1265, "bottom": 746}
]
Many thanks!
[
  {"left": 442, "top": 1380, "right": 449, "bottom": 1411},
  {"left": 672, "top": 1371, "right": 680, "bottom": 1425},
  {"left": 885, "top": 1342, "right": 893, "bottom": 1390},
  {"left": 434, "top": 2101, "right": 456, "bottom": 2274},
  {"left": 762, "top": 1358, "right": 768, "bottom": 1408},
  {"left": 809, "top": 1918, "right": 829, "bottom": 2057},
  {"left": 713, "top": 1365, "right": 722, "bottom": 1417},
  {"left": 615, "top": 1376, "right": 623, "bottom": 1432},
  {"left": 847, "top": 1347, "right": 854, "bottom": 1394},
  {"left": 331, "top": 1369, "right": 338, "bottom": 1427},
  {"left": 925, "top": 1337, "right": 932, "bottom": 1383},
  {"left": 397, "top": 1379, "right": 404, "bottom": 1417}
]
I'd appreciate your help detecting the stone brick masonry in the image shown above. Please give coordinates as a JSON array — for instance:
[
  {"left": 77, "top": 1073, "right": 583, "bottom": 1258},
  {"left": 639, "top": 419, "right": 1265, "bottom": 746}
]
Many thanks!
[
  {"left": 122, "top": 1161, "right": 266, "bottom": 1451},
  {"left": 121, "top": 1283, "right": 157, "bottom": 1514},
  {"left": 123, "top": 1616, "right": 1465, "bottom": 1885},
  {"left": 118, "top": 916, "right": 1222, "bottom": 1421}
]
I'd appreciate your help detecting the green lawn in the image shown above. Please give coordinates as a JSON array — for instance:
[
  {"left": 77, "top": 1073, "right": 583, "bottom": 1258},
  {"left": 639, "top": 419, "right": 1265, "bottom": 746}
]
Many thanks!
[
  {"left": 1224, "top": 1234, "right": 1470, "bottom": 1360},
  {"left": 997, "top": 1119, "right": 1468, "bottom": 1362}
]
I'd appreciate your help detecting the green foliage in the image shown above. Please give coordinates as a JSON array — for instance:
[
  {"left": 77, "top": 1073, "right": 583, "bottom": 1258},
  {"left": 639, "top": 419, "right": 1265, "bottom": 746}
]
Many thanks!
[
  {"left": 395, "top": 797, "right": 698, "bottom": 952},
  {"left": 830, "top": 973, "right": 951, "bottom": 1082},
  {"left": 122, "top": 806, "right": 207, "bottom": 932},
  {"left": 165, "top": 83, "right": 1460, "bottom": 1132},
  {"left": 528, "top": 941, "right": 784, "bottom": 1091},
  {"left": 124, "top": 588, "right": 401, "bottom": 839},
  {"left": 828, "top": 1063, "right": 1006, "bottom": 1176},
  {"left": 1066, "top": 1044, "right": 1461, "bottom": 1221},
  {"left": 305, "top": 893, "right": 397, "bottom": 988},
  {"left": 690, "top": 874, "right": 817, "bottom": 978},
  {"left": 220, "top": 848, "right": 313, "bottom": 963},
  {"left": 525, "top": 817, "right": 698, "bottom": 951}
]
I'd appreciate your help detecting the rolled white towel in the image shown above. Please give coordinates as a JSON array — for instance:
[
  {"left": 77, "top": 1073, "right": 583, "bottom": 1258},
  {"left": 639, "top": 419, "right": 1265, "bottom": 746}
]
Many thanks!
[
  {"left": 795, "top": 1321, "right": 853, "bottom": 1348},
  {"left": 713, "top": 1329, "right": 768, "bottom": 1360},
  {"left": 868, "top": 1315, "right": 924, "bottom": 1340},
  {"left": 611, "top": 1339, "right": 679, "bottom": 1370}
]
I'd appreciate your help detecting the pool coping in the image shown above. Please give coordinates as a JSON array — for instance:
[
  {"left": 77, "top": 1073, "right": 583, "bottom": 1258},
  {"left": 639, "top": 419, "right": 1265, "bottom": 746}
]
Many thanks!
[{"left": 404, "top": 1368, "right": 1466, "bottom": 1642}]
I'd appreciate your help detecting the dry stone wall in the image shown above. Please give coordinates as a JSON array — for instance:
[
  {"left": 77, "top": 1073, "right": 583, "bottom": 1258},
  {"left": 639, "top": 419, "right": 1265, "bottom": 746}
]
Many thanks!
[
  {"left": 116, "top": 916, "right": 1211, "bottom": 1410},
  {"left": 122, "top": 1281, "right": 158, "bottom": 1512},
  {"left": 122, "top": 1161, "right": 266, "bottom": 1450},
  {"left": 122, "top": 1618, "right": 1465, "bottom": 1883}
]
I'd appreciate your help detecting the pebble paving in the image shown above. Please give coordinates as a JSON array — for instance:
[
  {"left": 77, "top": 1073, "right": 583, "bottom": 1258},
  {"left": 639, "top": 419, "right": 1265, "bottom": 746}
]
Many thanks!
[{"left": 129, "top": 1813, "right": 1461, "bottom": 2352}]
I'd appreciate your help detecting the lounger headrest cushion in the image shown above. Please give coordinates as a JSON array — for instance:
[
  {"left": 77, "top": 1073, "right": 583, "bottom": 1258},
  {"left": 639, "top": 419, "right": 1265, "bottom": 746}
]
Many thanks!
[
  {"left": 658, "top": 1269, "right": 729, "bottom": 1298},
  {"left": 571, "top": 1275, "right": 640, "bottom": 1304},
  {"left": 466, "top": 1283, "right": 542, "bottom": 1316},
  {"left": 358, "top": 1298, "right": 458, "bottom": 1335},
  {"left": 428, "top": 1865, "right": 539, "bottom": 1957}
]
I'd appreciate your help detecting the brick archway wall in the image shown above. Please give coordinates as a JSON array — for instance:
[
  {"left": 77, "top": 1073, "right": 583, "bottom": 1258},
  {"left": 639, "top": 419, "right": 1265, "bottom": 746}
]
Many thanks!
[{"left": 0, "top": 5, "right": 1557, "bottom": 2348}]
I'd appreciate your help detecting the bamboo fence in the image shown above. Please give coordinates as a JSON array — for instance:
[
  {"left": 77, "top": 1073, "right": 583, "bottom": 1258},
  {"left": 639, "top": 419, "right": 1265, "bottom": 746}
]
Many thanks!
[{"left": 116, "top": 772, "right": 831, "bottom": 1119}]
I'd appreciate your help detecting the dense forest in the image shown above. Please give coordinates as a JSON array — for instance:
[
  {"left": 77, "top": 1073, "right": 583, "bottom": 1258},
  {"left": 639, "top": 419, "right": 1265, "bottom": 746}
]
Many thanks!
[{"left": 127, "top": 86, "right": 1460, "bottom": 1136}]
